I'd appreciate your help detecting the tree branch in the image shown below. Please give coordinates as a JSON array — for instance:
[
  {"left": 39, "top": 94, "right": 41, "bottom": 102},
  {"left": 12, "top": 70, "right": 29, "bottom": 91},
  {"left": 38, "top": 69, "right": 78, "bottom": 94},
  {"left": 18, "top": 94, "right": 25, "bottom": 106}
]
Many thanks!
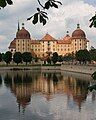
[{"left": 37, "top": 0, "right": 44, "bottom": 8}]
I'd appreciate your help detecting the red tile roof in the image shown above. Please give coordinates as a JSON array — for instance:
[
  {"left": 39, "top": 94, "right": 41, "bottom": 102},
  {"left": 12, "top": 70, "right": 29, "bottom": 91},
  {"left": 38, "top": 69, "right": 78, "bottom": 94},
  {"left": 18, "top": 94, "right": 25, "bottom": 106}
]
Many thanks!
[
  {"left": 41, "top": 33, "right": 56, "bottom": 41},
  {"left": 8, "top": 39, "right": 16, "bottom": 49},
  {"left": 57, "top": 35, "right": 72, "bottom": 44}
]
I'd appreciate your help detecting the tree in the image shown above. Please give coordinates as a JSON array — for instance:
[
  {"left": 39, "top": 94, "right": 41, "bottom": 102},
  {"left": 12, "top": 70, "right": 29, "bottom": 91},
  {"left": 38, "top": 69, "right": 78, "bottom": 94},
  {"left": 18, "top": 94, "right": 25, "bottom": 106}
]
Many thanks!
[
  {"left": 52, "top": 52, "right": 58, "bottom": 64},
  {"left": 89, "top": 47, "right": 96, "bottom": 62},
  {"left": 46, "top": 57, "right": 51, "bottom": 64},
  {"left": 75, "top": 49, "right": 91, "bottom": 64},
  {"left": 0, "top": 0, "right": 62, "bottom": 25},
  {"left": 0, "top": 53, "right": 2, "bottom": 62},
  {"left": 13, "top": 52, "right": 22, "bottom": 65},
  {"left": 22, "top": 52, "right": 32, "bottom": 65},
  {"left": 58, "top": 55, "right": 63, "bottom": 63},
  {"left": 63, "top": 53, "right": 75, "bottom": 62},
  {"left": 3, "top": 51, "right": 12, "bottom": 65}
]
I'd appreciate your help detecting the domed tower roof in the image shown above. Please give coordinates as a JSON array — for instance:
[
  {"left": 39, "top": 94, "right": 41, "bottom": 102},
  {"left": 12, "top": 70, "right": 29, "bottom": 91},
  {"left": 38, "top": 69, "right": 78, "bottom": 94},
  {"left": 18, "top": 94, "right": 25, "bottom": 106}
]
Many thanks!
[
  {"left": 9, "top": 39, "right": 16, "bottom": 49},
  {"left": 72, "top": 24, "right": 86, "bottom": 38},
  {"left": 16, "top": 23, "right": 30, "bottom": 39}
]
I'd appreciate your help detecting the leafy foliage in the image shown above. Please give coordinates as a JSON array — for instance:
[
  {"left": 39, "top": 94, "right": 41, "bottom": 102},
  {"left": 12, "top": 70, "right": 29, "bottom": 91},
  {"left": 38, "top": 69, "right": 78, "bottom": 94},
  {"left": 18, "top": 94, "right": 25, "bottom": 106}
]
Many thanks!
[
  {"left": 63, "top": 53, "right": 75, "bottom": 62},
  {"left": 27, "top": 8, "right": 48, "bottom": 25},
  {"left": 22, "top": 52, "right": 32, "bottom": 65},
  {"left": 52, "top": 52, "right": 58, "bottom": 64},
  {"left": 0, "top": 0, "right": 13, "bottom": 9},
  {"left": 44, "top": 0, "right": 62, "bottom": 9},
  {"left": 58, "top": 55, "right": 63, "bottom": 62},
  {"left": 91, "top": 71, "right": 96, "bottom": 80},
  {"left": 27, "top": 0, "right": 62, "bottom": 25},
  {"left": 0, "top": 53, "right": 2, "bottom": 62},
  {"left": 88, "top": 71, "right": 96, "bottom": 91},
  {"left": 13, "top": 52, "right": 22, "bottom": 65},
  {"left": 89, "top": 13, "right": 96, "bottom": 28},
  {"left": 88, "top": 84, "right": 96, "bottom": 92},
  {"left": 46, "top": 57, "right": 51, "bottom": 64},
  {"left": 89, "top": 47, "right": 96, "bottom": 61},
  {"left": 75, "top": 49, "right": 91, "bottom": 64},
  {"left": 0, "top": 0, "right": 62, "bottom": 25},
  {"left": 3, "top": 51, "right": 12, "bottom": 65}
]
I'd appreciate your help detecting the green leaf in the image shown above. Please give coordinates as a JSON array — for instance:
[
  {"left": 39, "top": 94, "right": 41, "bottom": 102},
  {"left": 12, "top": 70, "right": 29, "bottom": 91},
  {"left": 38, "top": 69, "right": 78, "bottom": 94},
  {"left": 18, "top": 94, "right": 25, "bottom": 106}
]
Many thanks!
[
  {"left": 45, "top": 1, "right": 50, "bottom": 9},
  {"left": 6, "top": 0, "right": 13, "bottom": 5},
  {"left": 93, "top": 20, "right": 96, "bottom": 27},
  {"left": 52, "top": 2, "right": 58, "bottom": 8},
  {"left": 89, "top": 22, "right": 93, "bottom": 28},
  {"left": 43, "top": 18, "right": 47, "bottom": 26},
  {"left": 0, "top": 0, "right": 7, "bottom": 8},
  {"left": 55, "top": 1, "right": 62, "bottom": 5},
  {"left": 41, "top": 11, "right": 47, "bottom": 15},
  {"left": 32, "top": 13, "right": 38, "bottom": 24},
  {"left": 41, "top": 13, "right": 48, "bottom": 19},
  {"left": 40, "top": 15, "right": 44, "bottom": 23}
]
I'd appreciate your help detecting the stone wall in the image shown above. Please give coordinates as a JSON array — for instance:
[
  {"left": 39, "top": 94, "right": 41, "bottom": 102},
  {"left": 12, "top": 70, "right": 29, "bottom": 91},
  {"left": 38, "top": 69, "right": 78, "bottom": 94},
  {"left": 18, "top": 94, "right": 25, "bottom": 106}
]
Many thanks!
[{"left": 61, "top": 64, "right": 96, "bottom": 74}]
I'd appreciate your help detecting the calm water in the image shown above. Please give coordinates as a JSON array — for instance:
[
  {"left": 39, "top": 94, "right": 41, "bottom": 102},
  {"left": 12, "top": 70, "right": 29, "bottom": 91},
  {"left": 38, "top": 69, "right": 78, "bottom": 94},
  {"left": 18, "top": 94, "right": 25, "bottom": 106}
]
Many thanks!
[{"left": 0, "top": 70, "right": 95, "bottom": 120}]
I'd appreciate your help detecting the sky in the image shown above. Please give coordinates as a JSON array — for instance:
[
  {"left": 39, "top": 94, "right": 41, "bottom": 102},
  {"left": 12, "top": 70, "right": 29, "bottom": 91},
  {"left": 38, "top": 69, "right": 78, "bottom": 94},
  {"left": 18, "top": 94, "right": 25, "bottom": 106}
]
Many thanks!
[{"left": 0, "top": 0, "right": 96, "bottom": 52}]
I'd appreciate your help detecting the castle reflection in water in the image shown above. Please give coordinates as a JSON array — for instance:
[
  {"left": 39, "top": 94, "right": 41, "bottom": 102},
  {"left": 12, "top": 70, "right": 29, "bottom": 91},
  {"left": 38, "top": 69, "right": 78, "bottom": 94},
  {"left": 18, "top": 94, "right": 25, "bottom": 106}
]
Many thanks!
[{"left": 0, "top": 70, "right": 92, "bottom": 114}]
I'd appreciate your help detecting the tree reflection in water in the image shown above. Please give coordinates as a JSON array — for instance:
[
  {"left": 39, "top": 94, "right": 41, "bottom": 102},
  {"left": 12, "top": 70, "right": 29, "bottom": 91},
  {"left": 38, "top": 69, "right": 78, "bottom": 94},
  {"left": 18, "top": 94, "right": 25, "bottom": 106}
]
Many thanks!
[
  {"left": 3, "top": 71, "right": 90, "bottom": 114},
  {"left": 0, "top": 74, "right": 2, "bottom": 87}
]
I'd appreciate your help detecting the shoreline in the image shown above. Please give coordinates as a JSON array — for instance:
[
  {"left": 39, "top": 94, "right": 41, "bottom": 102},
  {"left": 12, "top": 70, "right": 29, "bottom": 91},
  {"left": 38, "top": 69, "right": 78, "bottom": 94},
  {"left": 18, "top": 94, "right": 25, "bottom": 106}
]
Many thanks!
[{"left": 0, "top": 64, "right": 95, "bottom": 75}]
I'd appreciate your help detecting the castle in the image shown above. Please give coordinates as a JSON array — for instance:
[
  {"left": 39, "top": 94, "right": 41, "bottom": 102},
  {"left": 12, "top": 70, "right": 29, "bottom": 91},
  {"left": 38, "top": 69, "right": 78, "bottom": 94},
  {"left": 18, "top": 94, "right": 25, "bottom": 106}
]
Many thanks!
[{"left": 9, "top": 23, "right": 89, "bottom": 58}]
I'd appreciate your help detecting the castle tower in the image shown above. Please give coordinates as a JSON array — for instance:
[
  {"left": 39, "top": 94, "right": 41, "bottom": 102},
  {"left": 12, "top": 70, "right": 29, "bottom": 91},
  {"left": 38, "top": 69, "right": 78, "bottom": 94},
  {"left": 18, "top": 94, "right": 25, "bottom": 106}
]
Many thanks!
[
  {"left": 71, "top": 24, "right": 89, "bottom": 53},
  {"left": 16, "top": 23, "right": 31, "bottom": 53}
]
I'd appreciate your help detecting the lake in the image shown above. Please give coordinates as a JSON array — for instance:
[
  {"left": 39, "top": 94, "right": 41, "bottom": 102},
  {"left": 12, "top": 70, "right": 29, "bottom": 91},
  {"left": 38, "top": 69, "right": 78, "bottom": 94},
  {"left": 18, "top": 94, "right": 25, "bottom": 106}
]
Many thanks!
[{"left": 0, "top": 70, "right": 95, "bottom": 120}]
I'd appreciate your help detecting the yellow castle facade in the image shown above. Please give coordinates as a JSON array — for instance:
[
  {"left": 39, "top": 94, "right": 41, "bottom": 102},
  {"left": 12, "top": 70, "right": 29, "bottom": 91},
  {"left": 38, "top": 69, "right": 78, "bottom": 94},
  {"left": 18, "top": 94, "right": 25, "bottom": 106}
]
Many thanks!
[{"left": 9, "top": 23, "right": 89, "bottom": 58}]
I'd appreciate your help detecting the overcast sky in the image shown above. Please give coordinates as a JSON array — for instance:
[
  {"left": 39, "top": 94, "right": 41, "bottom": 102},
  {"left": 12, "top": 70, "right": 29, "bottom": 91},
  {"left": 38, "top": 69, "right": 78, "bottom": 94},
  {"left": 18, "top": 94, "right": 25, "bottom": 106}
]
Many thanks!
[{"left": 0, "top": 0, "right": 96, "bottom": 52}]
